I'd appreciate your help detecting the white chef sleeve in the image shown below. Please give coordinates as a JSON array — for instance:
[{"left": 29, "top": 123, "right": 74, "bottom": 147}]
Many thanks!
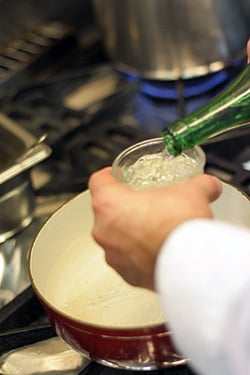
[{"left": 155, "top": 219, "right": 250, "bottom": 375}]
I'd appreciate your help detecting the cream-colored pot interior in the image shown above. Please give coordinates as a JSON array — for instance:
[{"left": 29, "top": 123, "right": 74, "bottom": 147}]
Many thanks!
[{"left": 29, "top": 182, "right": 250, "bottom": 328}]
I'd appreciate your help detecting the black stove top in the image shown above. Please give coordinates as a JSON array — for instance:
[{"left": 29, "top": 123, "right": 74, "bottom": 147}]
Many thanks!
[{"left": 0, "top": 20, "right": 249, "bottom": 375}]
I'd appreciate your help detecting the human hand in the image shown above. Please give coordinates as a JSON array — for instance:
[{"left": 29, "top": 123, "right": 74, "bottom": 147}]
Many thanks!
[{"left": 88, "top": 167, "right": 222, "bottom": 290}]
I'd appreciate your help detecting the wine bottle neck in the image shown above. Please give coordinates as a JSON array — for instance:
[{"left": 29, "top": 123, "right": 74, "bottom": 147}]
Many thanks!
[{"left": 162, "top": 64, "right": 250, "bottom": 156}]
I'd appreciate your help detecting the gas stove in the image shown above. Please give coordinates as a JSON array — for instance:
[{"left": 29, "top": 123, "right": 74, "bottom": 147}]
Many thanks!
[{"left": 0, "top": 19, "right": 249, "bottom": 375}]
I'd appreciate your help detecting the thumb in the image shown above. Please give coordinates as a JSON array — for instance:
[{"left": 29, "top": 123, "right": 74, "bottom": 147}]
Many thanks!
[{"left": 188, "top": 174, "right": 222, "bottom": 202}]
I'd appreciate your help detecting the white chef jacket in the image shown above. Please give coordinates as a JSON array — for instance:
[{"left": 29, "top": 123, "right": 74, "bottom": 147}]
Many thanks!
[{"left": 155, "top": 219, "right": 250, "bottom": 375}]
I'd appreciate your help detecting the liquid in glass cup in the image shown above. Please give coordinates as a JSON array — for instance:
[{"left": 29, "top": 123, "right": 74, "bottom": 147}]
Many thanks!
[{"left": 112, "top": 138, "right": 206, "bottom": 189}]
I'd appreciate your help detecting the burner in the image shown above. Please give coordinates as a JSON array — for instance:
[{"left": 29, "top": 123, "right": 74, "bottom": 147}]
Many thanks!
[
  {"left": 140, "top": 70, "right": 228, "bottom": 99},
  {"left": 134, "top": 58, "right": 244, "bottom": 100}
]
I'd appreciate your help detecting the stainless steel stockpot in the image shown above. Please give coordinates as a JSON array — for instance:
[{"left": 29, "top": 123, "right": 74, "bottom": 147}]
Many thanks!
[{"left": 93, "top": 0, "right": 250, "bottom": 79}]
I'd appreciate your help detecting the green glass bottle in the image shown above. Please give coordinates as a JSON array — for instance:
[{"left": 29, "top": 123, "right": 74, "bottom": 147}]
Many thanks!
[{"left": 163, "top": 64, "right": 250, "bottom": 156}]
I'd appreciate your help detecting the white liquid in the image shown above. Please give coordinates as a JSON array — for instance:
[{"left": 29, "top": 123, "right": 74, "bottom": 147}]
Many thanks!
[
  {"left": 63, "top": 279, "right": 164, "bottom": 327},
  {"left": 123, "top": 150, "right": 202, "bottom": 189},
  {"left": 47, "top": 247, "right": 165, "bottom": 328}
]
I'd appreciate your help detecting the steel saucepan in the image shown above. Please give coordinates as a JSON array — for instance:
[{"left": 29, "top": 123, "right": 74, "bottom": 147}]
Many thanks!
[
  {"left": 93, "top": 0, "right": 250, "bottom": 79},
  {"left": 29, "top": 182, "right": 250, "bottom": 370}
]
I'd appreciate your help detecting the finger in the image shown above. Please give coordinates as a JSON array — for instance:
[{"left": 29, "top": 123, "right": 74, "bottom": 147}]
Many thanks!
[
  {"left": 88, "top": 167, "right": 117, "bottom": 192},
  {"left": 188, "top": 174, "right": 222, "bottom": 202}
]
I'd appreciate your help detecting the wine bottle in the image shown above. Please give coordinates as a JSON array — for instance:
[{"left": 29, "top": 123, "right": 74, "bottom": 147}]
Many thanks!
[{"left": 163, "top": 64, "right": 250, "bottom": 156}]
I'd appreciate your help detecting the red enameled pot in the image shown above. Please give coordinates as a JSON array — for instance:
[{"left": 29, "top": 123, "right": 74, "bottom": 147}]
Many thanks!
[{"left": 29, "top": 183, "right": 250, "bottom": 370}]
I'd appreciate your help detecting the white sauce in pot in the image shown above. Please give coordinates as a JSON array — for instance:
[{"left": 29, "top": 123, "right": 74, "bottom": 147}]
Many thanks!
[{"left": 45, "top": 246, "right": 165, "bottom": 328}]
